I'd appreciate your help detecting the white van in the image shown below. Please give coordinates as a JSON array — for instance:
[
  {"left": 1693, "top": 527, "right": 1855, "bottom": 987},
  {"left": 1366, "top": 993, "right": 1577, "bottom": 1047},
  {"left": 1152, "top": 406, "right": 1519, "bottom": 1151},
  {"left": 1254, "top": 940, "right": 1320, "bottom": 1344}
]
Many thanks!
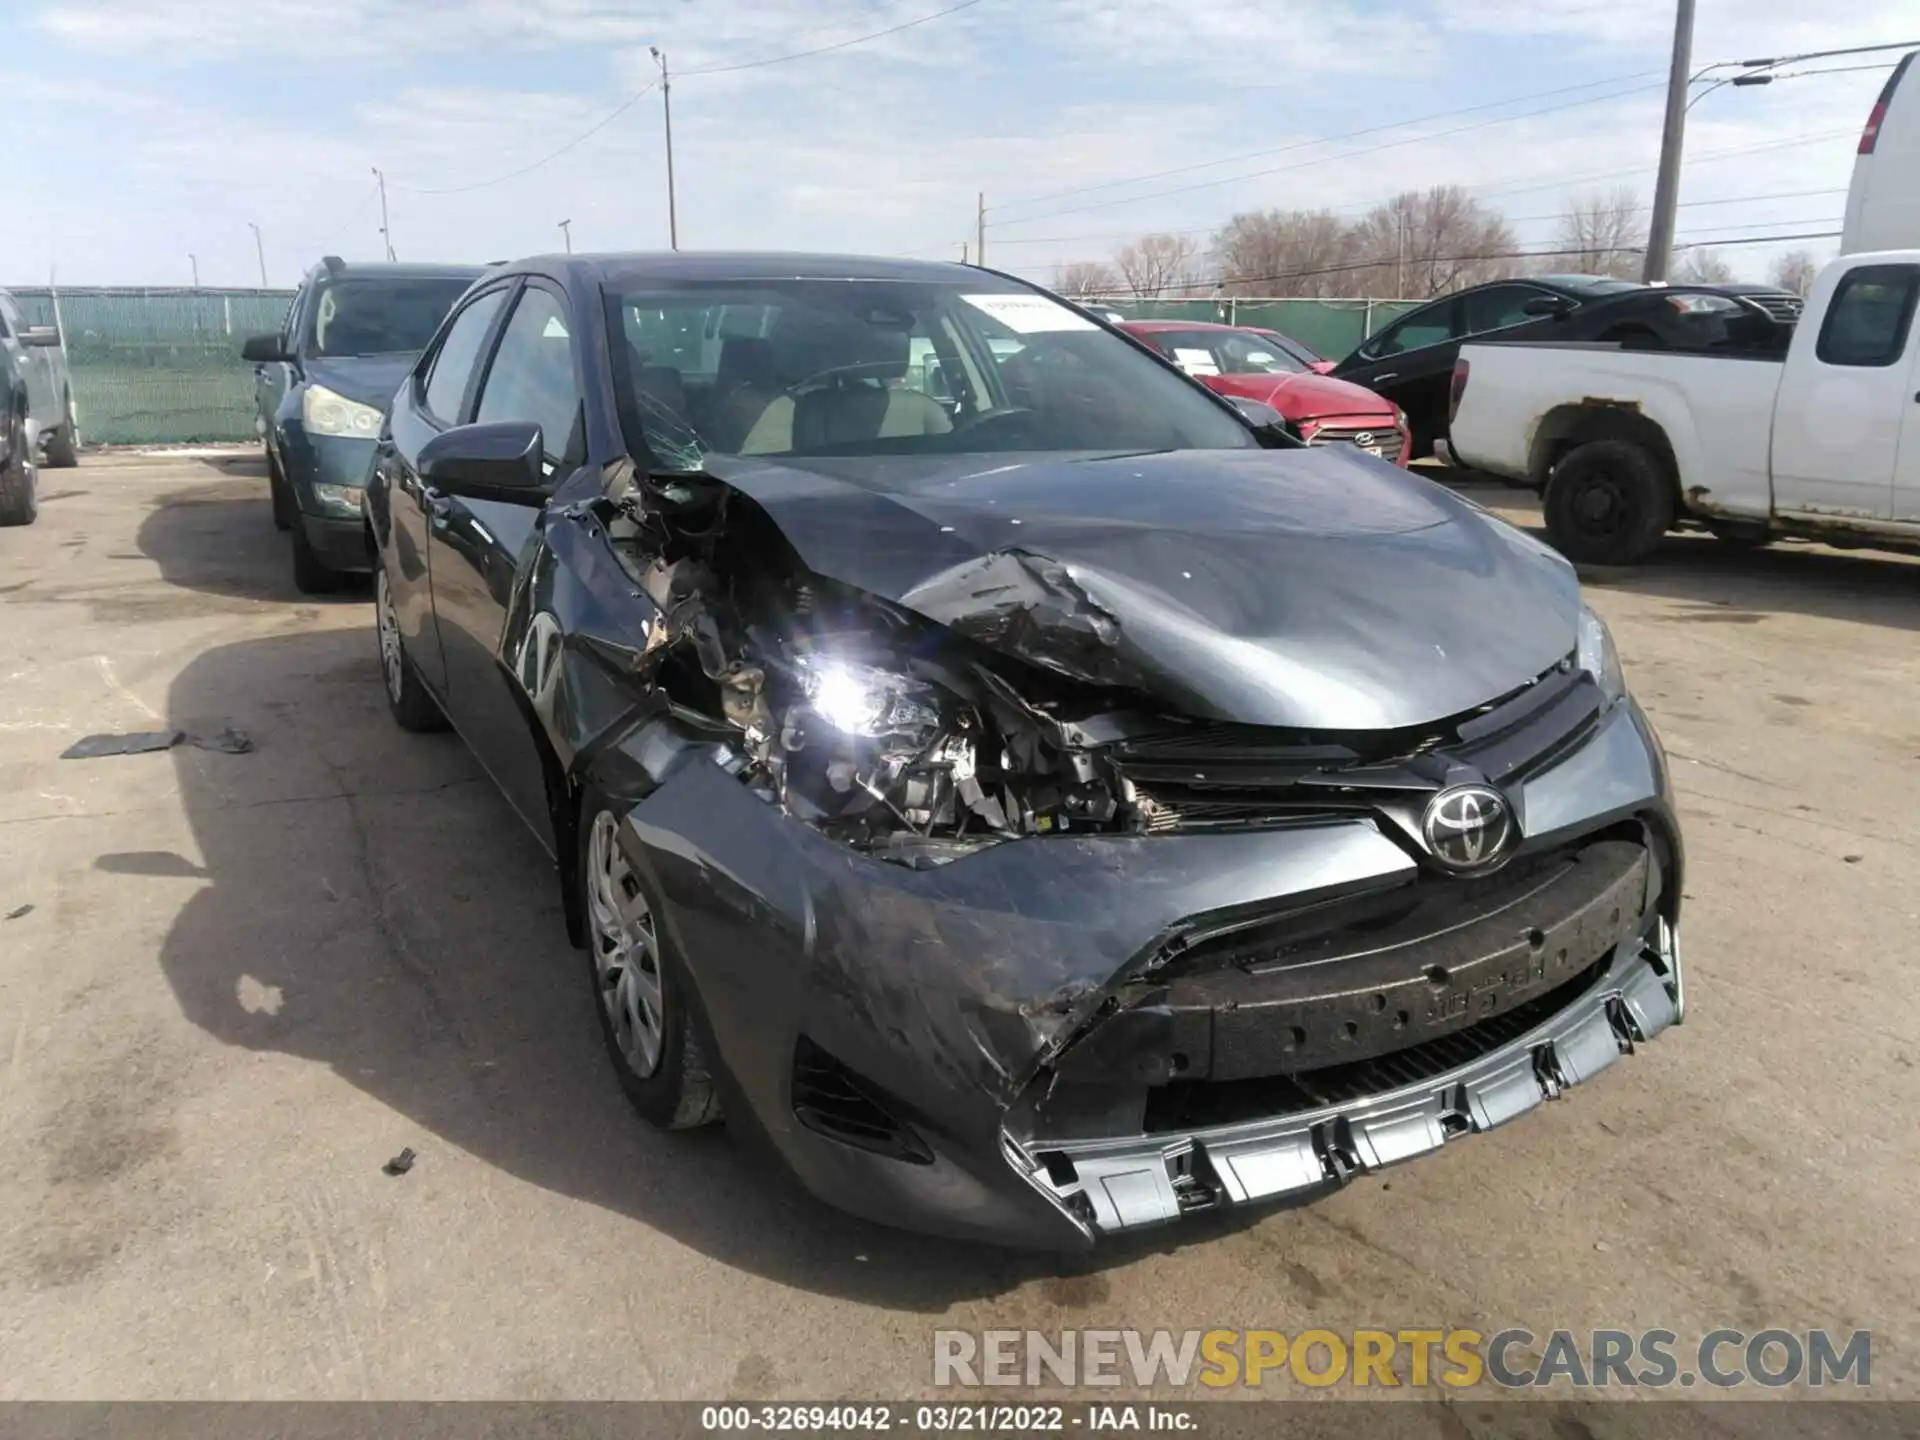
[{"left": 1843, "top": 51, "right": 1920, "bottom": 254}]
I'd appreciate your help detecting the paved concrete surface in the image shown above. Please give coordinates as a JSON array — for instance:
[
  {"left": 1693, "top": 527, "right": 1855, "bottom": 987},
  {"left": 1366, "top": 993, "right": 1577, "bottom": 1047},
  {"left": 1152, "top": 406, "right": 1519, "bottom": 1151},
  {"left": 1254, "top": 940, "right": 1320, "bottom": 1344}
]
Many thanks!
[{"left": 1, "top": 454, "right": 1916, "bottom": 1401}]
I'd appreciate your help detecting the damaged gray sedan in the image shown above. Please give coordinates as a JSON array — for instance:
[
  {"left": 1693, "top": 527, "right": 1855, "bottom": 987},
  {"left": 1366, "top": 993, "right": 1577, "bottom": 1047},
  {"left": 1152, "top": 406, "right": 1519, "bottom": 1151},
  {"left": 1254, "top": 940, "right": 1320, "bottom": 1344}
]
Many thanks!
[{"left": 365, "top": 253, "right": 1685, "bottom": 1249}]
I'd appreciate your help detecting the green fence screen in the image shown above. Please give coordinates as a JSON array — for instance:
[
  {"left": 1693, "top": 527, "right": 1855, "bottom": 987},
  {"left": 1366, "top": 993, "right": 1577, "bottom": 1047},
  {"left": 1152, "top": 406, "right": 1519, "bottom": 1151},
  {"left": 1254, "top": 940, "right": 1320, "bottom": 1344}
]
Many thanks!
[
  {"left": 11, "top": 287, "right": 295, "bottom": 446},
  {"left": 5, "top": 287, "right": 1421, "bottom": 448}
]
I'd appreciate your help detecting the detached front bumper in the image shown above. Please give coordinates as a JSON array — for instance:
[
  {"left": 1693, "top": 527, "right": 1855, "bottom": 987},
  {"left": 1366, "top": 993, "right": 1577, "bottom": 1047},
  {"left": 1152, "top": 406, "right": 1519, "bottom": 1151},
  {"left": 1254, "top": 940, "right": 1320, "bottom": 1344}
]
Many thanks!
[
  {"left": 611, "top": 697, "right": 1683, "bottom": 1250},
  {"left": 1008, "top": 919, "right": 1681, "bottom": 1236}
]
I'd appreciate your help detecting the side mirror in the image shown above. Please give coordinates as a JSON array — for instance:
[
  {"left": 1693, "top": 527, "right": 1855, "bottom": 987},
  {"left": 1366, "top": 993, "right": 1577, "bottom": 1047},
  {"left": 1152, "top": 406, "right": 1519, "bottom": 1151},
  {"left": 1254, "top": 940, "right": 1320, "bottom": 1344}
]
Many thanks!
[
  {"left": 1225, "top": 395, "right": 1300, "bottom": 447},
  {"left": 242, "top": 334, "right": 290, "bottom": 363},
  {"left": 20, "top": 325, "right": 61, "bottom": 348},
  {"left": 418, "top": 421, "right": 547, "bottom": 505},
  {"left": 1523, "top": 296, "right": 1576, "bottom": 318}
]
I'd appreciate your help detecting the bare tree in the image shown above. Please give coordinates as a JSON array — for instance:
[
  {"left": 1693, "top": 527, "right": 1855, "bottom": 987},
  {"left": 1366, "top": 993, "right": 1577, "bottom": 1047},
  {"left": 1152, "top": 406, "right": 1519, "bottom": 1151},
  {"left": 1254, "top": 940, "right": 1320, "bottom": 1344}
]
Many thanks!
[
  {"left": 1053, "top": 261, "right": 1120, "bottom": 298},
  {"left": 1211, "top": 209, "right": 1357, "bottom": 296},
  {"left": 1554, "top": 188, "right": 1645, "bottom": 279},
  {"left": 1672, "top": 246, "right": 1736, "bottom": 285},
  {"left": 1112, "top": 233, "right": 1202, "bottom": 299},
  {"left": 1347, "top": 187, "right": 1521, "bottom": 297},
  {"left": 1768, "top": 248, "right": 1820, "bottom": 296}
]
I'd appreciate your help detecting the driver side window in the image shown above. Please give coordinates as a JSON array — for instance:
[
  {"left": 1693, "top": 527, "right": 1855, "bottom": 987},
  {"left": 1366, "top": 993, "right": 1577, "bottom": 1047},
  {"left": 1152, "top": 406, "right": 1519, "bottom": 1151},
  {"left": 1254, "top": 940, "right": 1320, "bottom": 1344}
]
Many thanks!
[
  {"left": 475, "top": 287, "right": 585, "bottom": 465},
  {"left": 422, "top": 289, "right": 508, "bottom": 423}
]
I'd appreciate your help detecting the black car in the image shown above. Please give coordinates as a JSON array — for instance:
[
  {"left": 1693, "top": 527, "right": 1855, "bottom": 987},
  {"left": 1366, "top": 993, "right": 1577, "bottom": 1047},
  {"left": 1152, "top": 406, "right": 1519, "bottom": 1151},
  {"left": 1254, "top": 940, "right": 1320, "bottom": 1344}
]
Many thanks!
[
  {"left": 365, "top": 251, "right": 1685, "bottom": 1248},
  {"left": 1, "top": 340, "right": 34, "bottom": 526},
  {"left": 1333, "top": 275, "right": 1801, "bottom": 457},
  {"left": 242, "top": 257, "right": 484, "bottom": 591}
]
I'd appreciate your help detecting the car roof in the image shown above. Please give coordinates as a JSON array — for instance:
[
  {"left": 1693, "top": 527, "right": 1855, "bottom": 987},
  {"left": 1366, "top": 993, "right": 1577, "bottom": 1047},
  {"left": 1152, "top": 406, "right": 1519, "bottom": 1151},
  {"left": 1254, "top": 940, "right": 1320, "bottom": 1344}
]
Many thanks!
[{"left": 526, "top": 251, "right": 1006, "bottom": 288}]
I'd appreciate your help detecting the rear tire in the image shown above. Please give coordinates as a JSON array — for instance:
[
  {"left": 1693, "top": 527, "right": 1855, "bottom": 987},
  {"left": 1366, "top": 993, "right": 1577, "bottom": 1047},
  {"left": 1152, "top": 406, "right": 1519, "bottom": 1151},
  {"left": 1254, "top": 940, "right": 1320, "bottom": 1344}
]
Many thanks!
[
  {"left": 291, "top": 519, "right": 340, "bottom": 594},
  {"left": 375, "top": 564, "right": 448, "bottom": 733},
  {"left": 0, "top": 409, "right": 36, "bottom": 527},
  {"left": 43, "top": 395, "right": 78, "bottom": 469},
  {"left": 578, "top": 792, "right": 722, "bottom": 1132},
  {"left": 1543, "top": 438, "right": 1674, "bottom": 567}
]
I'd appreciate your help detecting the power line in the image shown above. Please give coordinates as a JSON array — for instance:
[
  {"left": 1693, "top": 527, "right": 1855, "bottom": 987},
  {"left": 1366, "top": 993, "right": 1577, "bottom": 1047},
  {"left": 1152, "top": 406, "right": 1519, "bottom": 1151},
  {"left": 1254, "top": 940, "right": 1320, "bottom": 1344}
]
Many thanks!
[
  {"left": 988, "top": 68, "right": 1669, "bottom": 216},
  {"left": 392, "top": 0, "right": 986, "bottom": 197},
  {"left": 395, "top": 83, "right": 659, "bottom": 196},
  {"left": 986, "top": 80, "right": 1671, "bottom": 231},
  {"left": 677, "top": 0, "right": 988, "bottom": 76}
]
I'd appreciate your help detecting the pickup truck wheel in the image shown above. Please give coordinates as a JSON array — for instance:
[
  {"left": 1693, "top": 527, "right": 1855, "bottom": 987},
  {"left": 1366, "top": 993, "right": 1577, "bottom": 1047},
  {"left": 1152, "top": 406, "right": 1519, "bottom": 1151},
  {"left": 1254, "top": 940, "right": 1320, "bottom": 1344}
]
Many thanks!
[
  {"left": 43, "top": 395, "right": 79, "bottom": 469},
  {"left": 0, "top": 410, "right": 36, "bottom": 527},
  {"left": 1544, "top": 439, "right": 1674, "bottom": 567}
]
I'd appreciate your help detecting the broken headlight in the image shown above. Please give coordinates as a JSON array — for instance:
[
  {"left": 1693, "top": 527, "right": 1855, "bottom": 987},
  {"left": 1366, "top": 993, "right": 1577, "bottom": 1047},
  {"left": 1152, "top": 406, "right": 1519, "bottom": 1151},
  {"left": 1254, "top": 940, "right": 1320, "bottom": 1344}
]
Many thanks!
[
  {"left": 802, "top": 660, "right": 942, "bottom": 741},
  {"left": 1577, "top": 604, "right": 1626, "bottom": 707}
]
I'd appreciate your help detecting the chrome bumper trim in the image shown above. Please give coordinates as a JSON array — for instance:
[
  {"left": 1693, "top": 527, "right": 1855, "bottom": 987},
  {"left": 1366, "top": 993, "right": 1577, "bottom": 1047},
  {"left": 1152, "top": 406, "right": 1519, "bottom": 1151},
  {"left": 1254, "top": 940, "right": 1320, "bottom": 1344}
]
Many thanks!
[{"left": 1006, "top": 925, "right": 1683, "bottom": 1236}]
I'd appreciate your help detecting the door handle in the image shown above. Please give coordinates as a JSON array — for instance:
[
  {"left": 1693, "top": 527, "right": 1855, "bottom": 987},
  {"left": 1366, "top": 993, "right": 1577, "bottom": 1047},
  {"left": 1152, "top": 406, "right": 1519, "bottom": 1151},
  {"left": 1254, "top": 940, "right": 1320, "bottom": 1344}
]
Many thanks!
[{"left": 1373, "top": 372, "right": 1399, "bottom": 384}]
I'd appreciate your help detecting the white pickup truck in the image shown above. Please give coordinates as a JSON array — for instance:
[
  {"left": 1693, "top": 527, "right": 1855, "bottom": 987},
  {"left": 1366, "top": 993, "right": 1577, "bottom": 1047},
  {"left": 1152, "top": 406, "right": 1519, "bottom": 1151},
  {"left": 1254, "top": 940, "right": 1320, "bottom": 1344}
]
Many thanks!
[{"left": 1447, "top": 249, "right": 1920, "bottom": 565}]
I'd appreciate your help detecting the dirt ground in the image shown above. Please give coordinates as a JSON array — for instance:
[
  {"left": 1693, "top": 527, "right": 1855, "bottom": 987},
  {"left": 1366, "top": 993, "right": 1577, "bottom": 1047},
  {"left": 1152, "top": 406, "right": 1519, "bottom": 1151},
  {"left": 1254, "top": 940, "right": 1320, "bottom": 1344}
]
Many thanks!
[{"left": 1, "top": 452, "right": 1916, "bottom": 1403}]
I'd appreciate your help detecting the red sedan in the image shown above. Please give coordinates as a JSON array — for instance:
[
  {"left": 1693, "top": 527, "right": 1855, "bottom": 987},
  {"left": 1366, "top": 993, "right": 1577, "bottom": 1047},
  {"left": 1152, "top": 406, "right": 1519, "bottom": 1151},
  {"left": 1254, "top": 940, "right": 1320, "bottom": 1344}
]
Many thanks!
[{"left": 1119, "top": 320, "right": 1410, "bottom": 465}]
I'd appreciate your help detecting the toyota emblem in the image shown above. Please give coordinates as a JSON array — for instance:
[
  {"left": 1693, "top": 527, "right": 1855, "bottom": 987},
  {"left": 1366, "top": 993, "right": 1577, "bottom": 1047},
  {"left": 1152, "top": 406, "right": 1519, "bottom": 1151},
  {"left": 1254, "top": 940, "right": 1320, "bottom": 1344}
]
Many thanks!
[{"left": 1421, "top": 784, "right": 1516, "bottom": 874}]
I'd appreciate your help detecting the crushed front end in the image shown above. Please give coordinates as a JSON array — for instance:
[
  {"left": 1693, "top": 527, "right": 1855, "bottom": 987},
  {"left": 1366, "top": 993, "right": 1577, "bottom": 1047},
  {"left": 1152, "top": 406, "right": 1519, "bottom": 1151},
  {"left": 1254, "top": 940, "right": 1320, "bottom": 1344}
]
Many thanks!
[{"left": 530, "top": 463, "right": 1684, "bottom": 1249}]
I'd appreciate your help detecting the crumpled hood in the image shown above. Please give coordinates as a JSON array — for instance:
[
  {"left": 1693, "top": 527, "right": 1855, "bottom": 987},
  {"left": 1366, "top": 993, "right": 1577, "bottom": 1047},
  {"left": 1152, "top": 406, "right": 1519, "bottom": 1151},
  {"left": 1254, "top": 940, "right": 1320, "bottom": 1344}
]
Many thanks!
[
  {"left": 700, "top": 446, "right": 1580, "bottom": 730},
  {"left": 301, "top": 353, "right": 418, "bottom": 413}
]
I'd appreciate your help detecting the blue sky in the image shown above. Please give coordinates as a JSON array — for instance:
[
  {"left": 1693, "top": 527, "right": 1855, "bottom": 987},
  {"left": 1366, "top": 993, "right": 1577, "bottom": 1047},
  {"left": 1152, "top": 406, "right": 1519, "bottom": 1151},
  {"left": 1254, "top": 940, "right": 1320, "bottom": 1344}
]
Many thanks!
[{"left": 2, "top": 0, "right": 1913, "bottom": 290}]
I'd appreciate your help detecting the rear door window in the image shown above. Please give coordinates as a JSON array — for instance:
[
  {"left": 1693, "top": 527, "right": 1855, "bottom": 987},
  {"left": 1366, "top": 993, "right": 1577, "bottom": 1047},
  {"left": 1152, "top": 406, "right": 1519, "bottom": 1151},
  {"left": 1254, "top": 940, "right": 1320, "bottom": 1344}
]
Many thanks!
[
  {"left": 1816, "top": 264, "right": 1920, "bottom": 367},
  {"left": 1370, "top": 298, "right": 1463, "bottom": 357}
]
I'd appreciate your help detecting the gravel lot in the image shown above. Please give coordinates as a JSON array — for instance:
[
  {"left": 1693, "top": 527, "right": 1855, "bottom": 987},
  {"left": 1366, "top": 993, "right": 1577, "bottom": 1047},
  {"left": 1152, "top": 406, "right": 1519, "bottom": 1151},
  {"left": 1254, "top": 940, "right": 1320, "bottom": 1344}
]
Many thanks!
[{"left": 1, "top": 452, "right": 1917, "bottom": 1402}]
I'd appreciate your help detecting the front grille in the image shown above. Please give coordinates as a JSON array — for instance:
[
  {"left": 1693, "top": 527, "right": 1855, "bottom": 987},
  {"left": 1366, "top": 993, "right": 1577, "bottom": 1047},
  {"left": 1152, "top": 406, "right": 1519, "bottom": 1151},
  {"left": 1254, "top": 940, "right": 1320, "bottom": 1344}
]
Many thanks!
[
  {"left": 792, "top": 1038, "right": 932, "bottom": 1164},
  {"left": 1310, "top": 423, "right": 1405, "bottom": 460},
  {"left": 1142, "top": 951, "right": 1614, "bottom": 1132},
  {"left": 1109, "top": 659, "right": 1590, "bottom": 831},
  {"left": 1743, "top": 293, "right": 1804, "bottom": 325}
]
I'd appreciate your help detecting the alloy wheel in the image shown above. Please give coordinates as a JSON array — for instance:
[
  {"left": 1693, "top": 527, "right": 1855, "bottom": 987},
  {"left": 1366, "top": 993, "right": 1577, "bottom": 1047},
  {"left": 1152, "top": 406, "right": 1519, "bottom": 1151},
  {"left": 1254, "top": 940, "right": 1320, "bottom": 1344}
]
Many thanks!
[
  {"left": 376, "top": 568, "right": 405, "bottom": 704},
  {"left": 586, "top": 809, "right": 665, "bottom": 1078}
]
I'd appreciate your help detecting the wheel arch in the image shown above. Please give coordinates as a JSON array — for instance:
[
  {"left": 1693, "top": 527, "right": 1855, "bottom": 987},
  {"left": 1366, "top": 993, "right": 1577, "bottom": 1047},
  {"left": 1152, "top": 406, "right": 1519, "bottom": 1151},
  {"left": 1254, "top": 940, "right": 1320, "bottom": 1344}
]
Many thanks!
[{"left": 1529, "top": 402, "right": 1682, "bottom": 506}]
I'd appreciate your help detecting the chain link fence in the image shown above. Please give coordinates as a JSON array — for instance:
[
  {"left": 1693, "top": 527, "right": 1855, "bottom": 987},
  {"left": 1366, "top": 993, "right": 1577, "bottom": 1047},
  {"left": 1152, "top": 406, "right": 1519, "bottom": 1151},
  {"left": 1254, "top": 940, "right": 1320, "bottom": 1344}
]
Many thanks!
[
  {"left": 4, "top": 287, "right": 1420, "bottom": 447},
  {"left": 10, "top": 287, "right": 294, "bottom": 446}
]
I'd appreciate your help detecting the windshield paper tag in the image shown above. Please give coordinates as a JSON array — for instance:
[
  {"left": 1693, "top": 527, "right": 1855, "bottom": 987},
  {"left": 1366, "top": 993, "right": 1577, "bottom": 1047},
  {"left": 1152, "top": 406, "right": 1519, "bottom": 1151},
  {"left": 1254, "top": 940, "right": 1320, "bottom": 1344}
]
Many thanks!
[
  {"left": 1172, "top": 347, "right": 1219, "bottom": 375},
  {"left": 961, "top": 294, "right": 1097, "bottom": 334}
]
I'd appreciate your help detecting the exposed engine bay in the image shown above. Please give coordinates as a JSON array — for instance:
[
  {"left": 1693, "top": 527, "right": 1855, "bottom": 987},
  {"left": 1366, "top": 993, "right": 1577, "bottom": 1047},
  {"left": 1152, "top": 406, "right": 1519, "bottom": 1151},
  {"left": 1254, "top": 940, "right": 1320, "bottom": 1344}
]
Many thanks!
[{"left": 599, "top": 468, "right": 1166, "bottom": 867}]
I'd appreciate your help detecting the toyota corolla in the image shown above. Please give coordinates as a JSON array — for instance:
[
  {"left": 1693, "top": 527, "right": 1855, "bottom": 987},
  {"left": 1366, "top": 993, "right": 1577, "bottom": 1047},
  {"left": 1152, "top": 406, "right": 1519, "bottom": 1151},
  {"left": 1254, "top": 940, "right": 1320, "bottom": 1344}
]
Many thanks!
[{"left": 364, "top": 252, "right": 1685, "bottom": 1249}]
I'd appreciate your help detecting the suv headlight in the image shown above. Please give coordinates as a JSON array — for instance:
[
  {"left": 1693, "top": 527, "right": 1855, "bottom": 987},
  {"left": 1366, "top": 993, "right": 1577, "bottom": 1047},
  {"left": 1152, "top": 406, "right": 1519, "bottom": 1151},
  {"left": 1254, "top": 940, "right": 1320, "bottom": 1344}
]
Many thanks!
[
  {"left": 302, "top": 384, "right": 383, "bottom": 439},
  {"left": 1577, "top": 604, "right": 1626, "bottom": 706}
]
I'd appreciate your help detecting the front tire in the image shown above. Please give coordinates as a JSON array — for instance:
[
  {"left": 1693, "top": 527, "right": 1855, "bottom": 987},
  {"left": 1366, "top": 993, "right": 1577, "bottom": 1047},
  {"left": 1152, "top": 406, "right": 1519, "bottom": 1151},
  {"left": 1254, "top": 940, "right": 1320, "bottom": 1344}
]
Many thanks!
[
  {"left": 267, "top": 448, "right": 293, "bottom": 531},
  {"left": 0, "top": 409, "right": 36, "bottom": 527},
  {"left": 291, "top": 518, "right": 340, "bottom": 594},
  {"left": 579, "top": 795, "right": 721, "bottom": 1131},
  {"left": 1543, "top": 438, "right": 1674, "bottom": 567},
  {"left": 375, "top": 564, "right": 447, "bottom": 732}
]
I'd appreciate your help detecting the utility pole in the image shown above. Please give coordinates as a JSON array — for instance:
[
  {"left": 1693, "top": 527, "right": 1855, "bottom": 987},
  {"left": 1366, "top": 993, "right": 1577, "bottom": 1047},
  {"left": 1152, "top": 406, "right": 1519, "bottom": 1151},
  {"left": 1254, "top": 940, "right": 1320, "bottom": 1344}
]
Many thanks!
[
  {"left": 249, "top": 222, "right": 268, "bottom": 287},
  {"left": 188, "top": 253, "right": 200, "bottom": 288},
  {"left": 1643, "top": 0, "right": 1696, "bottom": 283},
  {"left": 372, "top": 166, "right": 396, "bottom": 261},
  {"left": 975, "top": 192, "right": 986, "bottom": 267},
  {"left": 559, "top": 219, "right": 573, "bottom": 253},
  {"left": 650, "top": 48, "right": 679, "bottom": 250}
]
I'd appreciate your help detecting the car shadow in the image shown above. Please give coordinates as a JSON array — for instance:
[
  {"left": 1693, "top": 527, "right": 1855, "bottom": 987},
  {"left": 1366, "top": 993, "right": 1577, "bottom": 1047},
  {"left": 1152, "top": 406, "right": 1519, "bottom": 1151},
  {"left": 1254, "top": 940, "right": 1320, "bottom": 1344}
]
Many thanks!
[
  {"left": 155, "top": 626, "right": 1265, "bottom": 1309},
  {"left": 135, "top": 472, "right": 368, "bottom": 609},
  {"left": 1440, "top": 474, "right": 1920, "bottom": 634}
]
